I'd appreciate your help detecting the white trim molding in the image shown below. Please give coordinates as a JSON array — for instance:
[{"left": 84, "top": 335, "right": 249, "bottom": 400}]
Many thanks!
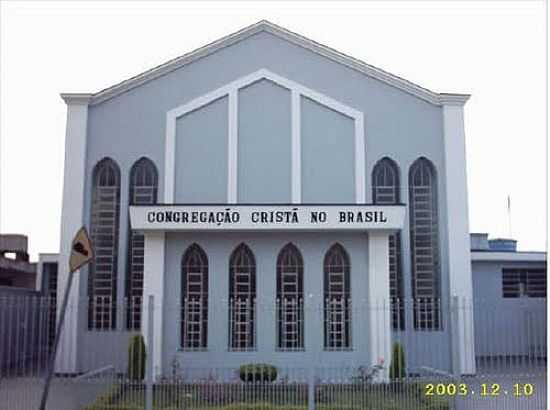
[
  {"left": 164, "top": 68, "right": 366, "bottom": 204},
  {"left": 471, "top": 251, "right": 547, "bottom": 263},
  {"left": 56, "top": 101, "right": 89, "bottom": 374},
  {"left": 75, "top": 21, "right": 469, "bottom": 107}
]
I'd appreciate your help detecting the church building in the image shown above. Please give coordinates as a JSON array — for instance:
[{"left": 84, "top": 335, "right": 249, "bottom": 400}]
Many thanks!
[{"left": 55, "top": 21, "right": 475, "bottom": 378}]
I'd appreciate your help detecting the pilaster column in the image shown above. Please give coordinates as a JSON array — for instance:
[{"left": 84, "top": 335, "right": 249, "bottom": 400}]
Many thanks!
[
  {"left": 442, "top": 102, "right": 476, "bottom": 375},
  {"left": 55, "top": 94, "right": 92, "bottom": 373},
  {"left": 367, "top": 231, "right": 391, "bottom": 380},
  {"left": 142, "top": 231, "right": 166, "bottom": 379}
]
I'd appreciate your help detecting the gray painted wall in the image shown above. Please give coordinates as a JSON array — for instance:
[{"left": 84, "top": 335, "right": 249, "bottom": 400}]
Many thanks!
[
  {"left": 162, "top": 231, "right": 369, "bottom": 371},
  {"left": 301, "top": 97, "right": 355, "bottom": 203},
  {"left": 77, "top": 30, "right": 452, "bottom": 372},
  {"left": 175, "top": 96, "right": 229, "bottom": 203},
  {"left": 471, "top": 260, "right": 547, "bottom": 358},
  {"left": 238, "top": 80, "right": 292, "bottom": 203}
]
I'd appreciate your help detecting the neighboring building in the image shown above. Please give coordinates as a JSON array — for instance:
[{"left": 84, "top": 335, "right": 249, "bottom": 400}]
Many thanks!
[
  {"left": 55, "top": 20, "right": 483, "bottom": 378},
  {"left": 0, "top": 237, "right": 54, "bottom": 372},
  {"left": 471, "top": 234, "right": 546, "bottom": 359},
  {"left": 0, "top": 234, "right": 36, "bottom": 289}
]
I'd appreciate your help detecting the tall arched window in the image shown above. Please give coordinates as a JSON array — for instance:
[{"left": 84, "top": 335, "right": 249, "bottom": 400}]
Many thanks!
[
  {"left": 126, "top": 158, "right": 158, "bottom": 330},
  {"left": 229, "top": 243, "right": 256, "bottom": 351},
  {"left": 181, "top": 244, "right": 208, "bottom": 350},
  {"left": 88, "top": 158, "right": 121, "bottom": 330},
  {"left": 409, "top": 158, "right": 441, "bottom": 330},
  {"left": 323, "top": 243, "right": 351, "bottom": 350},
  {"left": 372, "top": 157, "right": 404, "bottom": 330},
  {"left": 276, "top": 243, "right": 304, "bottom": 350}
]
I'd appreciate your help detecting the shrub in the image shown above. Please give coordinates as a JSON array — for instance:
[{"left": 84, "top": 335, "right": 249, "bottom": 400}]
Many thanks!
[
  {"left": 127, "top": 334, "right": 146, "bottom": 381},
  {"left": 389, "top": 342, "right": 406, "bottom": 380},
  {"left": 239, "top": 363, "right": 278, "bottom": 383}
]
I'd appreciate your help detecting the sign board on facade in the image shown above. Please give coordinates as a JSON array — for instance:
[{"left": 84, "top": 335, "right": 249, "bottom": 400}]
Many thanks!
[{"left": 129, "top": 205, "right": 406, "bottom": 232}]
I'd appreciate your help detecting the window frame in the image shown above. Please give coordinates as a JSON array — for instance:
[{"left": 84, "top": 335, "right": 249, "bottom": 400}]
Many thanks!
[
  {"left": 228, "top": 243, "right": 257, "bottom": 351},
  {"left": 276, "top": 243, "right": 305, "bottom": 351},
  {"left": 409, "top": 157, "right": 442, "bottom": 331},
  {"left": 323, "top": 243, "right": 352, "bottom": 351},
  {"left": 180, "top": 243, "right": 209, "bottom": 350},
  {"left": 88, "top": 158, "right": 121, "bottom": 331}
]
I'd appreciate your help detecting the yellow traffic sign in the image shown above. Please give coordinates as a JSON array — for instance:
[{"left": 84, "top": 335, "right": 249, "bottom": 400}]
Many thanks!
[{"left": 69, "top": 226, "right": 94, "bottom": 273}]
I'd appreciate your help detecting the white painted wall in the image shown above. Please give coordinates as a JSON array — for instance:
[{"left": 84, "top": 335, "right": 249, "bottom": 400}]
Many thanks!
[
  {"left": 55, "top": 96, "right": 90, "bottom": 373},
  {"left": 442, "top": 104, "right": 476, "bottom": 375}
]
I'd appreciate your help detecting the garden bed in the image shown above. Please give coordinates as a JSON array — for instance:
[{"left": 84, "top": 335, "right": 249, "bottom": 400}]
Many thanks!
[{"left": 84, "top": 381, "right": 449, "bottom": 410}]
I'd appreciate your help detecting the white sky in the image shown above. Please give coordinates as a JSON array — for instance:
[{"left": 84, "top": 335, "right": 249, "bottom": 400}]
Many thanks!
[{"left": 0, "top": 1, "right": 546, "bottom": 260}]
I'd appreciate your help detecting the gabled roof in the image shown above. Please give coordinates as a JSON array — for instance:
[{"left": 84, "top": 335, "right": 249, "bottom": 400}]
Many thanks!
[{"left": 61, "top": 20, "right": 470, "bottom": 106}]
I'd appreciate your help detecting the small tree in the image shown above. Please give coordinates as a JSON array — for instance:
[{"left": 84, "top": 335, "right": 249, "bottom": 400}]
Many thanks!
[
  {"left": 128, "top": 334, "right": 146, "bottom": 381},
  {"left": 389, "top": 342, "right": 406, "bottom": 380}
]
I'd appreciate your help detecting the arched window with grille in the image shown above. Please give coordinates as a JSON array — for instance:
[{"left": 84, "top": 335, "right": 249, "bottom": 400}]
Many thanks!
[
  {"left": 126, "top": 158, "right": 158, "bottom": 330},
  {"left": 228, "top": 243, "right": 256, "bottom": 351},
  {"left": 88, "top": 158, "right": 121, "bottom": 330},
  {"left": 276, "top": 243, "right": 304, "bottom": 350},
  {"left": 409, "top": 157, "right": 441, "bottom": 330},
  {"left": 372, "top": 157, "right": 404, "bottom": 330},
  {"left": 181, "top": 244, "right": 209, "bottom": 350},
  {"left": 323, "top": 243, "right": 351, "bottom": 350}
]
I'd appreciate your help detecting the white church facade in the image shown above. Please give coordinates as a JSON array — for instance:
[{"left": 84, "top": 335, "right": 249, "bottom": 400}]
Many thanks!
[{"left": 55, "top": 21, "right": 475, "bottom": 379}]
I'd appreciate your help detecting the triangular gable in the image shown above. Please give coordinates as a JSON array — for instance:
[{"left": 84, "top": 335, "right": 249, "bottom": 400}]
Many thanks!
[{"left": 62, "top": 20, "right": 469, "bottom": 106}]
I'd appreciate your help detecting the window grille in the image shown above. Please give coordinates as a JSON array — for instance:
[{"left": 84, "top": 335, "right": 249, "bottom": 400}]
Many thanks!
[
  {"left": 126, "top": 158, "right": 158, "bottom": 330},
  {"left": 181, "top": 244, "right": 209, "bottom": 350},
  {"left": 323, "top": 244, "right": 351, "bottom": 350},
  {"left": 228, "top": 243, "right": 256, "bottom": 351},
  {"left": 503, "top": 268, "right": 547, "bottom": 298},
  {"left": 372, "top": 157, "right": 404, "bottom": 330},
  {"left": 409, "top": 158, "right": 441, "bottom": 330},
  {"left": 88, "top": 158, "right": 121, "bottom": 330},
  {"left": 276, "top": 243, "right": 304, "bottom": 351}
]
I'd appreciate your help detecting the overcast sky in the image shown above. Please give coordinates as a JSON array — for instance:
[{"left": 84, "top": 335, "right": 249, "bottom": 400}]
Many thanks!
[{"left": 0, "top": 1, "right": 546, "bottom": 259}]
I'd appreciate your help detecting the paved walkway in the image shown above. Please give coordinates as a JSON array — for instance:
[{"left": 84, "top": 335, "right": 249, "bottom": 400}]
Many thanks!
[{"left": 0, "top": 377, "right": 110, "bottom": 410}]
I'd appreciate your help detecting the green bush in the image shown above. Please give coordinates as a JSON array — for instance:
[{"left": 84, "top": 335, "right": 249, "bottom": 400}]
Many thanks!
[
  {"left": 239, "top": 363, "right": 278, "bottom": 383},
  {"left": 128, "top": 334, "right": 146, "bottom": 381},
  {"left": 389, "top": 342, "right": 406, "bottom": 380}
]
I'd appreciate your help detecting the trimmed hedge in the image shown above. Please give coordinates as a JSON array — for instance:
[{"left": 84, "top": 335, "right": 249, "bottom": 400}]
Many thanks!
[
  {"left": 128, "top": 334, "right": 146, "bottom": 381},
  {"left": 239, "top": 363, "right": 278, "bottom": 383},
  {"left": 389, "top": 342, "right": 406, "bottom": 380}
]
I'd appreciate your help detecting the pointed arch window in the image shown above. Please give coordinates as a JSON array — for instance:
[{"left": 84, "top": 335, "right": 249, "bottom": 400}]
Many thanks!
[
  {"left": 228, "top": 243, "right": 256, "bottom": 351},
  {"left": 181, "top": 244, "right": 209, "bottom": 350},
  {"left": 276, "top": 243, "right": 304, "bottom": 350},
  {"left": 323, "top": 244, "right": 351, "bottom": 350},
  {"left": 126, "top": 158, "right": 158, "bottom": 330},
  {"left": 88, "top": 158, "right": 121, "bottom": 330},
  {"left": 372, "top": 157, "right": 404, "bottom": 330},
  {"left": 409, "top": 158, "right": 441, "bottom": 330}
]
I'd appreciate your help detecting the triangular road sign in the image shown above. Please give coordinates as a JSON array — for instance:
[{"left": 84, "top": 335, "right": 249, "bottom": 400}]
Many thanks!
[{"left": 69, "top": 226, "right": 94, "bottom": 273}]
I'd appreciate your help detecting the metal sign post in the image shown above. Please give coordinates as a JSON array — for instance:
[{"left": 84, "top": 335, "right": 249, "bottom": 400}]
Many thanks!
[{"left": 38, "top": 227, "right": 93, "bottom": 410}]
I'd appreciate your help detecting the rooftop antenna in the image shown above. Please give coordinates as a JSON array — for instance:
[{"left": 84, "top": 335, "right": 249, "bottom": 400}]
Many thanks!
[{"left": 507, "top": 194, "right": 512, "bottom": 238}]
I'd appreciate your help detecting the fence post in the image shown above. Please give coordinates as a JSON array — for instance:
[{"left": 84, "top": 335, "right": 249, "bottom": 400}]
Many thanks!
[
  {"left": 145, "top": 295, "right": 154, "bottom": 410},
  {"left": 449, "top": 296, "right": 461, "bottom": 376}
]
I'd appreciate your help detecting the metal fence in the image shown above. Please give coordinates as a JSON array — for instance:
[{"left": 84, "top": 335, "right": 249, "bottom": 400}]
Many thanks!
[{"left": 0, "top": 295, "right": 546, "bottom": 409}]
